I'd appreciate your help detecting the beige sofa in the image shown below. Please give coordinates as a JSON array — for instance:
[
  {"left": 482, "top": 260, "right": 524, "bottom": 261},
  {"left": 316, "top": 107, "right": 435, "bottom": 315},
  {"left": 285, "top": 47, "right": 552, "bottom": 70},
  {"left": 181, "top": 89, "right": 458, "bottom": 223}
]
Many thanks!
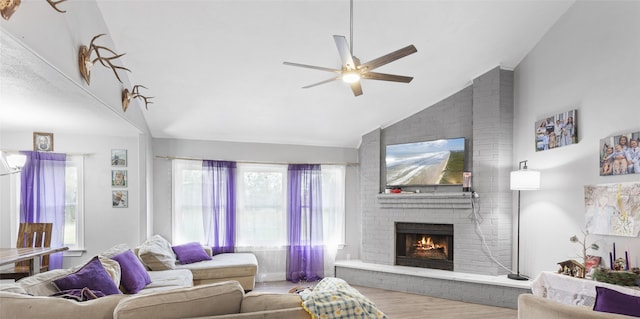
[
  {"left": 135, "top": 235, "right": 258, "bottom": 291},
  {"left": 518, "top": 294, "right": 637, "bottom": 319},
  {"left": 0, "top": 280, "right": 309, "bottom": 319}
]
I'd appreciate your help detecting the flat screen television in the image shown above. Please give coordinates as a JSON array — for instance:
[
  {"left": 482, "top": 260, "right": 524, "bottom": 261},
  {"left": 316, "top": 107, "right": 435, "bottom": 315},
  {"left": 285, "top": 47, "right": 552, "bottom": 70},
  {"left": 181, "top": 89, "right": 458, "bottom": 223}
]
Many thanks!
[{"left": 385, "top": 137, "right": 465, "bottom": 186}]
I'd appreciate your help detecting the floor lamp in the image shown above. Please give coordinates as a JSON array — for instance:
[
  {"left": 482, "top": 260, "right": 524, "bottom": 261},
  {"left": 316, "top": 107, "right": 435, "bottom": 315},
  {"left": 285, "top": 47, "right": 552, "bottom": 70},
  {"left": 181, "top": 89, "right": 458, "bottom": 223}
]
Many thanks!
[{"left": 508, "top": 160, "right": 540, "bottom": 281}]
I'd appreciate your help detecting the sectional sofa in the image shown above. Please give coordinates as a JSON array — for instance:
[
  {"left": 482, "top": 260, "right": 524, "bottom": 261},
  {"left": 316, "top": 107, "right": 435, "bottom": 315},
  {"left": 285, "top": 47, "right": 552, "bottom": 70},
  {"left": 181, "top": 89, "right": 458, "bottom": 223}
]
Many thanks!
[{"left": 0, "top": 238, "right": 304, "bottom": 319}]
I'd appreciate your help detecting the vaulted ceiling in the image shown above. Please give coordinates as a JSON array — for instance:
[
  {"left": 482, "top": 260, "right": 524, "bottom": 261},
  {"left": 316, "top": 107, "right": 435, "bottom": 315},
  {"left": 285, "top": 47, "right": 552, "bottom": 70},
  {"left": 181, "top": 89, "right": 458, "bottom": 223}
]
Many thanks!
[{"left": 7, "top": 1, "right": 576, "bottom": 148}]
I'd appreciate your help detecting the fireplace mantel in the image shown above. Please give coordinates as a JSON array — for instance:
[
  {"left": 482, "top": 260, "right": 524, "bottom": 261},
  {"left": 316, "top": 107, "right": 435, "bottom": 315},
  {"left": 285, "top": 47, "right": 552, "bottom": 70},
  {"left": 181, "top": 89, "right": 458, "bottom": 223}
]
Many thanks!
[{"left": 376, "top": 193, "right": 473, "bottom": 209}]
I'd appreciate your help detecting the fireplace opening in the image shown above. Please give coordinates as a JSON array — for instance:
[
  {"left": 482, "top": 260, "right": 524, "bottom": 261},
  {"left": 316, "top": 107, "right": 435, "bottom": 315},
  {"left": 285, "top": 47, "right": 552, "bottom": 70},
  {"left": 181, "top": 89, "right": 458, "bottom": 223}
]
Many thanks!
[{"left": 395, "top": 222, "right": 453, "bottom": 271}]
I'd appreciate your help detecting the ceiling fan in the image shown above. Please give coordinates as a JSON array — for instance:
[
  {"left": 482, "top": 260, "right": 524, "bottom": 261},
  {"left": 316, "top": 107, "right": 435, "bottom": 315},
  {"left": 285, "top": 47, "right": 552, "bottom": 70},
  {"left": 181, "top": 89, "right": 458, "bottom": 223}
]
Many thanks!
[{"left": 283, "top": 0, "right": 417, "bottom": 97}]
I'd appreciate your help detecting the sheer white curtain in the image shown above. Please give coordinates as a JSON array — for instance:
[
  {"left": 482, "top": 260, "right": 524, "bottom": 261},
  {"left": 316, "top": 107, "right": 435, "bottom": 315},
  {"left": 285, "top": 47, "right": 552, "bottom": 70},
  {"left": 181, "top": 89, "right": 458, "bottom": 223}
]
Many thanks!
[
  {"left": 172, "top": 159, "right": 205, "bottom": 244},
  {"left": 320, "top": 165, "right": 346, "bottom": 277}
]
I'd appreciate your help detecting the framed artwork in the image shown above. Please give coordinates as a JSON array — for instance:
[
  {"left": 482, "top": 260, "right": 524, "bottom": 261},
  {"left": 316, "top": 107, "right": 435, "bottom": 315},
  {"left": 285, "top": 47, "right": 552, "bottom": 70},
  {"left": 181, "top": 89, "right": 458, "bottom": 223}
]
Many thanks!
[
  {"left": 534, "top": 109, "right": 577, "bottom": 152},
  {"left": 111, "top": 170, "right": 127, "bottom": 187},
  {"left": 111, "top": 149, "right": 127, "bottom": 167},
  {"left": 599, "top": 131, "right": 640, "bottom": 176},
  {"left": 112, "top": 190, "right": 128, "bottom": 208},
  {"left": 585, "top": 255, "right": 601, "bottom": 275},
  {"left": 33, "top": 132, "right": 54, "bottom": 152},
  {"left": 584, "top": 182, "right": 640, "bottom": 237}
]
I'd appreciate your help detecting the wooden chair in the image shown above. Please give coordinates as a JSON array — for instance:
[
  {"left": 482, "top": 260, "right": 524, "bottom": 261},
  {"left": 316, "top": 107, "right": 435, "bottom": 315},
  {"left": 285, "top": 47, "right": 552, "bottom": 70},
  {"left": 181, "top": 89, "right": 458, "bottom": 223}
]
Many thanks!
[{"left": 0, "top": 223, "right": 53, "bottom": 280}]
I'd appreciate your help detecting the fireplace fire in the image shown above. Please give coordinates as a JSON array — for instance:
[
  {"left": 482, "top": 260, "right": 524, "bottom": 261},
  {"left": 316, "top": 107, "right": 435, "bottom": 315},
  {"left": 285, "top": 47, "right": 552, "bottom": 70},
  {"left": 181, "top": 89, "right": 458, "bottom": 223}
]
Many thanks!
[{"left": 396, "top": 222, "right": 453, "bottom": 270}]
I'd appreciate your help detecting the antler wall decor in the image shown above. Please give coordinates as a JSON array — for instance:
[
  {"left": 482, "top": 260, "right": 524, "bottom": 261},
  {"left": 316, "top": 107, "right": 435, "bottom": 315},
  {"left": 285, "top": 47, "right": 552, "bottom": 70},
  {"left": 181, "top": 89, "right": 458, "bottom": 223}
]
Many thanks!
[
  {"left": 122, "top": 85, "right": 153, "bottom": 112},
  {"left": 78, "top": 34, "right": 130, "bottom": 85},
  {"left": 1, "top": 0, "right": 67, "bottom": 20}
]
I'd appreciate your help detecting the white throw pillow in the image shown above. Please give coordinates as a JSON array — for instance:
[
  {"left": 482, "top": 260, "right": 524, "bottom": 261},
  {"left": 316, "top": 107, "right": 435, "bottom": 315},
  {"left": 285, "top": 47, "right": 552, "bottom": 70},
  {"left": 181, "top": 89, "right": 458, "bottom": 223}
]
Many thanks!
[{"left": 136, "top": 235, "right": 176, "bottom": 270}]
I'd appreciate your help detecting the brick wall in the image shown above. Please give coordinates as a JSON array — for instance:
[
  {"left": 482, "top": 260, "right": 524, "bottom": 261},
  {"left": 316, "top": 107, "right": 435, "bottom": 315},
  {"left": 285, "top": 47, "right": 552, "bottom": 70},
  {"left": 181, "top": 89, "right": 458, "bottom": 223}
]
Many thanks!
[{"left": 358, "top": 67, "right": 514, "bottom": 276}]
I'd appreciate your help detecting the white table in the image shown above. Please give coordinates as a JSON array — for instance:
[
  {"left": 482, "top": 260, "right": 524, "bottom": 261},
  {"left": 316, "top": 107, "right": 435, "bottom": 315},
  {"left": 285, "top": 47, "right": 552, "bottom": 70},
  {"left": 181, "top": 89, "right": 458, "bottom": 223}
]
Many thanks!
[{"left": 531, "top": 271, "right": 640, "bottom": 306}]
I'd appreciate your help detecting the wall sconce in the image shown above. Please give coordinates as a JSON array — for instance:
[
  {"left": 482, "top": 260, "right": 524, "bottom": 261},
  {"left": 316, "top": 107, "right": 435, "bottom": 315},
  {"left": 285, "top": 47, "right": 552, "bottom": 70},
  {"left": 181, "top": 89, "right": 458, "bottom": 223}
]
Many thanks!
[
  {"left": 78, "top": 34, "right": 131, "bottom": 85},
  {"left": 508, "top": 160, "right": 540, "bottom": 281},
  {"left": 122, "top": 85, "right": 153, "bottom": 112},
  {"left": 1, "top": 0, "right": 66, "bottom": 21},
  {"left": 0, "top": 152, "right": 27, "bottom": 176}
]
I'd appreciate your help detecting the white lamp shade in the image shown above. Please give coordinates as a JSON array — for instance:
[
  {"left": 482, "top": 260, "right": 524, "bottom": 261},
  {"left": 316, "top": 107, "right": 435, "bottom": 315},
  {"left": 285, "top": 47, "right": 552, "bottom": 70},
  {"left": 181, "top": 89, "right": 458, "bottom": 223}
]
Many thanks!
[
  {"left": 6, "top": 154, "right": 26, "bottom": 170},
  {"left": 510, "top": 170, "right": 540, "bottom": 190}
]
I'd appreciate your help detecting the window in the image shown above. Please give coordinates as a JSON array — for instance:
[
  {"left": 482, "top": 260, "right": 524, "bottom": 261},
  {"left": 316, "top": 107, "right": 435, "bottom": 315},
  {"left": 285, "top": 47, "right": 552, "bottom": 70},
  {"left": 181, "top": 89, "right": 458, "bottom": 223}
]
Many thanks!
[
  {"left": 236, "top": 164, "right": 287, "bottom": 247},
  {"left": 64, "top": 155, "right": 84, "bottom": 250},
  {"left": 11, "top": 154, "right": 85, "bottom": 252}
]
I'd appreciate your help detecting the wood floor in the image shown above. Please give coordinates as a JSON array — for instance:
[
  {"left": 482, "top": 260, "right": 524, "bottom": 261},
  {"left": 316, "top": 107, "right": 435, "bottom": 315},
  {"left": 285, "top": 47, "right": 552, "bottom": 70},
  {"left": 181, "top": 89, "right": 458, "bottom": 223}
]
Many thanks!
[{"left": 253, "top": 281, "right": 517, "bottom": 319}]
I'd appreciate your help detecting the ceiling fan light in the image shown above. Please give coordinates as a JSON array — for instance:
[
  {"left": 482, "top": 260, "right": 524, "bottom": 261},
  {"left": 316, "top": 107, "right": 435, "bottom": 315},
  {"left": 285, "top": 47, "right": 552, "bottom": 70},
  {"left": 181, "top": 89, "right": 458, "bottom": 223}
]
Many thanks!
[{"left": 342, "top": 72, "right": 360, "bottom": 83}]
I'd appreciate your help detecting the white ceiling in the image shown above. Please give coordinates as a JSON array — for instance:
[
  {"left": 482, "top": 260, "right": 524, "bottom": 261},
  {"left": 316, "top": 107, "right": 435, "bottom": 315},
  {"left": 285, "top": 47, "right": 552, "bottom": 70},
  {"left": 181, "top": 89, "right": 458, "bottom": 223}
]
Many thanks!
[{"left": 52, "top": 1, "right": 580, "bottom": 147}]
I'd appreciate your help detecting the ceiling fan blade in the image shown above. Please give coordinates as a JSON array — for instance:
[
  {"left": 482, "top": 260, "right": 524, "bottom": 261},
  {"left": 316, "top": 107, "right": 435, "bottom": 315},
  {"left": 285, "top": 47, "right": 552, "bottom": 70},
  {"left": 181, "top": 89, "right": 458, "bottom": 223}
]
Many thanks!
[
  {"left": 283, "top": 61, "right": 341, "bottom": 73},
  {"left": 333, "top": 35, "right": 357, "bottom": 69},
  {"left": 350, "top": 81, "right": 363, "bottom": 96},
  {"left": 302, "top": 76, "right": 341, "bottom": 88},
  {"left": 362, "top": 72, "right": 413, "bottom": 83},
  {"left": 359, "top": 44, "right": 417, "bottom": 71}
]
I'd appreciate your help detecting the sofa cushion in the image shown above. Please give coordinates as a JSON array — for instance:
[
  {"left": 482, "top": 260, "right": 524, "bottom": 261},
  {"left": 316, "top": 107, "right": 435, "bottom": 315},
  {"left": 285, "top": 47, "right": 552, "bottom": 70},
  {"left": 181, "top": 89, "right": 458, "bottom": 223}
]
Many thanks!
[
  {"left": 53, "top": 256, "right": 121, "bottom": 296},
  {"left": 241, "top": 291, "right": 304, "bottom": 313},
  {"left": 16, "top": 269, "right": 73, "bottom": 296},
  {"left": 137, "top": 234, "right": 177, "bottom": 271},
  {"left": 113, "top": 281, "right": 244, "bottom": 319},
  {"left": 593, "top": 286, "right": 640, "bottom": 317},
  {"left": 172, "top": 242, "right": 212, "bottom": 264},
  {"left": 70, "top": 255, "right": 122, "bottom": 288},
  {"left": 111, "top": 249, "right": 152, "bottom": 294},
  {"left": 0, "top": 291, "right": 127, "bottom": 319},
  {"left": 175, "top": 253, "right": 258, "bottom": 280},
  {"left": 140, "top": 269, "right": 194, "bottom": 294}
]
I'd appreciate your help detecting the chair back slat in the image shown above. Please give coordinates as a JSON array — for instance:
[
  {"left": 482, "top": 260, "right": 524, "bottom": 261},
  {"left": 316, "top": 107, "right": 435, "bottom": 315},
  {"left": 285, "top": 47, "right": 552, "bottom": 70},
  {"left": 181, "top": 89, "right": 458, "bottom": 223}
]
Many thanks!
[{"left": 15, "top": 223, "right": 53, "bottom": 269}]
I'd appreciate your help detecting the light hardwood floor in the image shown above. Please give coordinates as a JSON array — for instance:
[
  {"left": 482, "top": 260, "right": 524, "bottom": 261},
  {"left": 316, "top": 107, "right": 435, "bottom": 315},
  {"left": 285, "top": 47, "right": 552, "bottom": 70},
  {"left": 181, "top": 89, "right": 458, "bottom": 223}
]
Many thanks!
[{"left": 253, "top": 281, "right": 517, "bottom": 319}]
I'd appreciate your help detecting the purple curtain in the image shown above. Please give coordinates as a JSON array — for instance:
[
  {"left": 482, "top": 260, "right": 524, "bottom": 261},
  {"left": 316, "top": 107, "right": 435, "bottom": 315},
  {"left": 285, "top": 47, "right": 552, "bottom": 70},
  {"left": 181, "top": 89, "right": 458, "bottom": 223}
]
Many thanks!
[
  {"left": 287, "top": 164, "right": 323, "bottom": 283},
  {"left": 19, "top": 151, "right": 66, "bottom": 269},
  {"left": 202, "top": 160, "right": 236, "bottom": 254}
]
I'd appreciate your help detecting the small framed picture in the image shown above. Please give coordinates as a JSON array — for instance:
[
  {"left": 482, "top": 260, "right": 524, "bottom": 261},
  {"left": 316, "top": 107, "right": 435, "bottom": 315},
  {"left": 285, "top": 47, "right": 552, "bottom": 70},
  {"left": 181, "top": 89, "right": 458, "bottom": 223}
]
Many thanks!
[
  {"left": 33, "top": 132, "right": 54, "bottom": 152},
  {"left": 112, "top": 170, "right": 127, "bottom": 187},
  {"left": 112, "top": 190, "right": 128, "bottom": 208},
  {"left": 111, "top": 149, "right": 127, "bottom": 167},
  {"left": 585, "top": 255, "right": 601, "bottom": 275}
]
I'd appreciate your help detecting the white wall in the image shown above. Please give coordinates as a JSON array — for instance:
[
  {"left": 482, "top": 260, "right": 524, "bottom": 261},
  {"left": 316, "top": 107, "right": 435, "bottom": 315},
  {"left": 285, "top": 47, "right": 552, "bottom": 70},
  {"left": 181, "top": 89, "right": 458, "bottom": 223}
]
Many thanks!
[
  {"left": 0, "top": 131, "right": 141, "bottom": 268},
  {"left": 514, "top": 1, "right": 640, "bottom": 277}
]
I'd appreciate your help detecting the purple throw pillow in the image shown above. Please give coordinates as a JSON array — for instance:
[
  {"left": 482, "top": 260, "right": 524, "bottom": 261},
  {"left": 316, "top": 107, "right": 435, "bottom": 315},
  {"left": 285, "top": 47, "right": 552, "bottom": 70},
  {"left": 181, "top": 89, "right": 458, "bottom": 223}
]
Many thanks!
[
  {"left": 172, "top": 242, "right": 212, "bottom": 264},
  {"left": 111, "top": 249, "right": 151, "bottom": 294},
  {"left": 593, "top": 286, "right": 640, "bottom": 317},
  {"left": 53, "top": 256, "right": 121, "bottom": 295}
]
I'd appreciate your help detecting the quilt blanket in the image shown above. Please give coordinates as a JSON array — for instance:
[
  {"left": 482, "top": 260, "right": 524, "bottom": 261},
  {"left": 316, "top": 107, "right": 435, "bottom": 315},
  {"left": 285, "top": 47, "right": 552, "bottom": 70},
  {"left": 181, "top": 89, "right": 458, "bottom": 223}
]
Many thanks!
[{"left": 300, "top": 277, "right": 388, "bottom": 319}]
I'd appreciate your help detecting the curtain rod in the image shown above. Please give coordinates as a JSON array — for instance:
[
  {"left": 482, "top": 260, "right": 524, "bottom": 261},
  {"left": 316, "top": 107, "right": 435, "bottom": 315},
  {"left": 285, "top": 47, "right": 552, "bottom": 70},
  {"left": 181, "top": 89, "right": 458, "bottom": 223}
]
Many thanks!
[
  {"left": 155, "top": 155, "right": 359, "bottom": 166},
  {"left": 1, "top": 149, "right": 93, "bottom": 156}
]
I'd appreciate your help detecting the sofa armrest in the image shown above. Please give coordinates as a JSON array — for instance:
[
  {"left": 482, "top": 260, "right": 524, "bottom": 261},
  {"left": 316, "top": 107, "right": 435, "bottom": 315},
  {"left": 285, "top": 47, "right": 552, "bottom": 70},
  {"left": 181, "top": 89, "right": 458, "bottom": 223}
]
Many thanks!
[{"left": 518, "top": 294, "right": 636, "bottom": 319}]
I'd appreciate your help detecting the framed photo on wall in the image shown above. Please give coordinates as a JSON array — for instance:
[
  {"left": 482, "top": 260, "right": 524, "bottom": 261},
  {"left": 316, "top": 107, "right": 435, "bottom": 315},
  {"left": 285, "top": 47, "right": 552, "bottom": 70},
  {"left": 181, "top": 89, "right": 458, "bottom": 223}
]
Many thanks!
[
  {"left": 112, "top": 190, "right": 128, "bottom": 208},
  {"left": 599, "top": 131, "right": 640, "bottom": 176},
  {"left": 111, "top": 170, "right": 127, "bottom": 187},
  {"left": 584, "top": 182, "right": 640, "bottom": 237},
  {"left": 534, "top": 109, "right": 577, "bottom": 152},
  {"left": 111, "top": 149, "right": 127, "bottom": 167},
  {"left": 33, "top": 132, "right": 54, "bottom": 152}
]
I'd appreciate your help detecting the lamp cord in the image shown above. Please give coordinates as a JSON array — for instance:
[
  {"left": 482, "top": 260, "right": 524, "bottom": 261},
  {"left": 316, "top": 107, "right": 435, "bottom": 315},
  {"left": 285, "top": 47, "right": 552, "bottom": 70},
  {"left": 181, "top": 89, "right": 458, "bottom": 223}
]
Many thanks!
[{"left": 469, "top": 193, "right": 512, "bottom": 273}]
